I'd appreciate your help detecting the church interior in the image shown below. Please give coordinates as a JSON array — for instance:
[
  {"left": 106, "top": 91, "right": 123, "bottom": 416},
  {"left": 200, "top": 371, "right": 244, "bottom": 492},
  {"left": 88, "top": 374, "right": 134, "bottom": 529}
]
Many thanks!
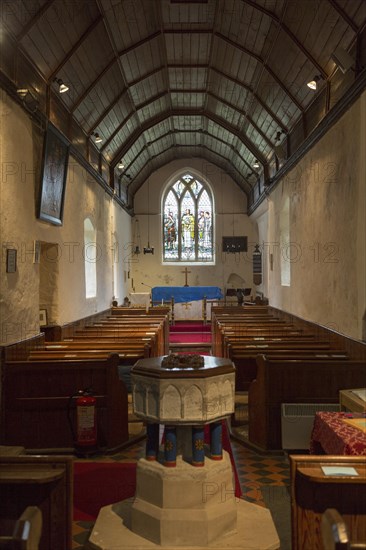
[{"left": 1, "top": 0, "right": 366, "bottom": 548}]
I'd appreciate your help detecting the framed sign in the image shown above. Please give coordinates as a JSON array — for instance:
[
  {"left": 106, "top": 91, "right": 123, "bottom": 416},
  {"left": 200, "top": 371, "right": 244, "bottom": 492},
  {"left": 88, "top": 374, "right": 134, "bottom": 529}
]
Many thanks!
[
  {"left": 39, "top": 309, "right": 48, "bottom": 326},
  {"left": 6, "top": 249, "right": 17, "bottom": 273},
  {"left": 38, "top": 124, "right": 69, "bottom": 225}
]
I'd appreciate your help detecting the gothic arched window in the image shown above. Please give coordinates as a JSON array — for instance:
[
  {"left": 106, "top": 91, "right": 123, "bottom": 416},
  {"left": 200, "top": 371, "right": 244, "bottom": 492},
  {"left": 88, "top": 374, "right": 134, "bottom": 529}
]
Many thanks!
[{"left": 162, "top": 173, "right": 214, "bottom": 263}]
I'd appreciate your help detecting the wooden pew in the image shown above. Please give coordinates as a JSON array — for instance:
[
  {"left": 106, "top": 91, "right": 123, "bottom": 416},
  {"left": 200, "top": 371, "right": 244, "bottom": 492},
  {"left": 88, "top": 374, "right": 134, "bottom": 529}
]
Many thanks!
[
  {"left": 290, "top": 455, "right": 366, "bottom": 550},
  {"left": 248, "top": 355, "right": 366, "bottom": 450},
  {"left": 111, "top": 306, "right": 170, "bottom": 316},
  {"left": 229, "top": 345, "right": 347, "bottom": 391},
  {"left": 35, "top": 340, "right": 152, "bottom": 358},
  {"left": 69, "top": 331, "right": 159, "bottom": 355},
  {"left": 0, "top": 455, "right": 73, "bottom": 550},
  {"left": 1, "top": 354, "right": 128, "bottom": 452},
  {"left": 44, "top": 308, "right": 170, "bottom": 353}
]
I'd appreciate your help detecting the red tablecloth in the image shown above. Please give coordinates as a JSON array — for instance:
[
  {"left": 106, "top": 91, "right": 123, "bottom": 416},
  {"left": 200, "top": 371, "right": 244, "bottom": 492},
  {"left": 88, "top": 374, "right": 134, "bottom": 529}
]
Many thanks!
[{"left": 310, "top": 412, "right": 366, "bottom": 455}]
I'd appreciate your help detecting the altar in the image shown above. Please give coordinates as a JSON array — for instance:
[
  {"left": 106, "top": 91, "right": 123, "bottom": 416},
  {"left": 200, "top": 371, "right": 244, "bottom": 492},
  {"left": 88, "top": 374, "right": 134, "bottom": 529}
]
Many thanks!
[{"left": 152, "top": 286, "right": 223, "bottom": 321}]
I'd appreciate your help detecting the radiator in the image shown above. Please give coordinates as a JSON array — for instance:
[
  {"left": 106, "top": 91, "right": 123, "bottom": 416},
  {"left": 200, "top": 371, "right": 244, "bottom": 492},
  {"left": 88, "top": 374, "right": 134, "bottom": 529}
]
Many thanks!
[{"left": 281, "top": 403, "right": 341, "bottom": 450}]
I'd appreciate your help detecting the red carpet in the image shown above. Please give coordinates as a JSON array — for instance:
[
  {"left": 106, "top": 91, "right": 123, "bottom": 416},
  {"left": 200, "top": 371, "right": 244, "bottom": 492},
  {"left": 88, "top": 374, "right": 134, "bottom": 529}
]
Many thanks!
[
  {"left": 73, "top": 462, "right": 136, "bottom": 521},
  {"left": 170, "top": 322, "right": 211, "bottom": 333},
  {"left": 169, "top": 332, "right": 211, "bottom": 344}
]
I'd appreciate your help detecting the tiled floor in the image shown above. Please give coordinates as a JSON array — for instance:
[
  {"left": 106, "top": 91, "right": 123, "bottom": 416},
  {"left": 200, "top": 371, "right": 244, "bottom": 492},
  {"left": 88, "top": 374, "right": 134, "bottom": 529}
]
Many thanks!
[{"left": 72, "top": 424, "right": 290, "bottom": 549}]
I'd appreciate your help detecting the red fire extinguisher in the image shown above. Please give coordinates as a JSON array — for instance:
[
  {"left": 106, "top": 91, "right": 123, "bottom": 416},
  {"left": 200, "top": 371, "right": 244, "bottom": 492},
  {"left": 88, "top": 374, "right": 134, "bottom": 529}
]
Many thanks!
[{"left": 68, "top": 388, "right": 97, "bottom": 453}]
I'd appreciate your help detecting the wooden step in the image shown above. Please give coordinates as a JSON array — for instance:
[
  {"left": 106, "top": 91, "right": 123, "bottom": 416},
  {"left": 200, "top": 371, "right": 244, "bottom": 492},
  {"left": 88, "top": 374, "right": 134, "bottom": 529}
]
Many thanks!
[{"left": 169, "top": 342, "right": 212, "bottom": 353}]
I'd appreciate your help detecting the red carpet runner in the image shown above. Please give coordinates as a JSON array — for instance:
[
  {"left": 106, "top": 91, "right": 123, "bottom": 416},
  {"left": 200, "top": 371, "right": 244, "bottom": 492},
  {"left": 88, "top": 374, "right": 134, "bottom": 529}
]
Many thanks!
[
  {"left": 73, "top": 462, "right": 137, "bottom": 521},
  {"left": 169, "top": 320, "right": 212, "bottom": 344}
]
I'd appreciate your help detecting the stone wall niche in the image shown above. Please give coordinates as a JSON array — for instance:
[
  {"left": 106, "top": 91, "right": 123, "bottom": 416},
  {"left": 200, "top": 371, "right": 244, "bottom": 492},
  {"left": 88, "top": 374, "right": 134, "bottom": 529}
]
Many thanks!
[{"left": 39, "top": 242, "right": 59, "bottom": 325}]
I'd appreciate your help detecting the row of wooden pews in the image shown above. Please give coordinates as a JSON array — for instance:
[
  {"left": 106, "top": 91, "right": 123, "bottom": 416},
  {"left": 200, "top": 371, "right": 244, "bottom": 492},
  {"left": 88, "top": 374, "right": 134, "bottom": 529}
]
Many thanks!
[
  {"left": 1, "top": 307, "right": 170, "bottom": 453},
  {"left": 211, "top": 305, "right": 366, "bottom": 451}
]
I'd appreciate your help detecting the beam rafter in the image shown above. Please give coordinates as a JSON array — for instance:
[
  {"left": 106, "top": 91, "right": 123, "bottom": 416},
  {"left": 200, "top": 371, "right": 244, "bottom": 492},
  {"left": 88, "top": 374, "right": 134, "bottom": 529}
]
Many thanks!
[
  {"left": 240, "top": 0, "right": 329, "bottom": 77},
  {"left": 110, "top": 109, "right": 268, "bottom": 168}
]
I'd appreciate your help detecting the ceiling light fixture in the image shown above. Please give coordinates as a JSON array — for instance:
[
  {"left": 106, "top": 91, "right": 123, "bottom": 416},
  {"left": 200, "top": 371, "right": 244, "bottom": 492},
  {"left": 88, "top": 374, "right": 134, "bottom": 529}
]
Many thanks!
[
  {"left": 17, "top": 88, "right": 29, "bottom": 98},
  {"left": 53, "top": 78, "right": 69, "bottom": 93},
  {"left": 117, "top": 161, "right": 125, "bottom": 169},
  {"left": 92, "top": 132, "right": 103, "bottom": 143},
  {"left": 275, "top": 130, "right": 284, "bottom": 142},
  {"left": 307, "top": 75, "right": 323, "bottom": 90},
  {"left": 331, "top": 47, "right": 354, "bottom": 74},
  {"left": 16, "top": 88, "right": 39, "bottom": 112},
  {"left": 274, "top": 130, "right": 286, "bottom": 159},
  {"left": 253, "top": 160, "right": 260, "bottom": 169}
]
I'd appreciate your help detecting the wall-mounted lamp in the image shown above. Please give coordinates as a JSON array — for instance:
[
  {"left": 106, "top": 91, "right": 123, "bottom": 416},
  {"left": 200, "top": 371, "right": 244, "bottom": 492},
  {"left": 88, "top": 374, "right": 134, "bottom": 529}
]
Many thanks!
[
  {"left": 331, "top": 47, "right": 354, "bottom": 74},
  {"left": 307, "top": 75, "right": 324, "bottom": 90},
  {"left": 17, "top": 88, "right": 29, "bottom": 98},
  {"left": 16, "top": 88, "right": 39, "bottom": 112},
  {"left": 92, "top": 132, "right": 103, "bottom": 143},
  {"left": 275, "top": 130, "right": 284, "bottom": 142},
  {"left": 53, "top": 78, "right": 69, "bottom": 93},
  {"left": 274, "top": 130, "right": 286, "bottom": 159}
]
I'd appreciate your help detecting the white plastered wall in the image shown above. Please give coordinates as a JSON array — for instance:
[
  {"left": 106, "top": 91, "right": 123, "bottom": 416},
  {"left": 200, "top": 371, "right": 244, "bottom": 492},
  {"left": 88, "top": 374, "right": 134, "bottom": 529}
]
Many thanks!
[
  {"left": 0, "top": 92, "right": 132, "bottom": 345},
  {"left": 252, "top": 90, "right": 366, "bottom": 340}
]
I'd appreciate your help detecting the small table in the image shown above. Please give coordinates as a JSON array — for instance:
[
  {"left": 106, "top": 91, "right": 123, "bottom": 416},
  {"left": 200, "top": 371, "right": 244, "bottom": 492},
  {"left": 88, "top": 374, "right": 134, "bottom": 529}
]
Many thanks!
[{"left": 310, "top": 412, "right": 366, "bottom": 456}]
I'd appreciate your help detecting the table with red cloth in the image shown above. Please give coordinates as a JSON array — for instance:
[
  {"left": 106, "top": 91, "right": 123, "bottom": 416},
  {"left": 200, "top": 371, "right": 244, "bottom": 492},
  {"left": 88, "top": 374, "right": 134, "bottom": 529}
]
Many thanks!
[{"left": 310, "top": 411, "right": 366, "bottom": 455}]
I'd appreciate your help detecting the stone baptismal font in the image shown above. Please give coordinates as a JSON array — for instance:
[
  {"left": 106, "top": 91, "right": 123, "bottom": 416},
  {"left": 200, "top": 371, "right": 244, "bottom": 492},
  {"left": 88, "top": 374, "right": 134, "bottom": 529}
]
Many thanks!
[{"left": 89, "top": 355, "right": 279, "bottom": 549}]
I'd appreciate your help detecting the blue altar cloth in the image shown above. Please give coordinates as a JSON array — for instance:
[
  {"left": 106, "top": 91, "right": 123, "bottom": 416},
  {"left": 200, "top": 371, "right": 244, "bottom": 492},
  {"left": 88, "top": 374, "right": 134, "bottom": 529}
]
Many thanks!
[{"left": 152, "top": 286, "right": 223, "bottom": 304}]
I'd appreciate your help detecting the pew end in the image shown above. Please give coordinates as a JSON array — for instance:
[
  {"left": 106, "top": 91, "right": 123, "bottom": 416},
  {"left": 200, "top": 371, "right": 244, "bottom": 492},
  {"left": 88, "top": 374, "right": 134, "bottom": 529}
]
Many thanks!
[
  {"left": 290, "top": 455, "right": 366, "bottom": 550},
  {"left": 322, "top": 508, "right": 366, "bottom": 549},
  {"left": 0, "top": 506, "right": 42, "bottom": 550},
  {"left": 0, "top": 455, "right": 73, "bottom": 550}
]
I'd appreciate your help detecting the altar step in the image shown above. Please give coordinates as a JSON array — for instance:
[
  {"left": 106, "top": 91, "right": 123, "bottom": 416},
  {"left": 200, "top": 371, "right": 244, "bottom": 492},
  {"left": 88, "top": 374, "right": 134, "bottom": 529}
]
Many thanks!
[{"left": 169, "top": 342, "right": 212, "bottom": 354}]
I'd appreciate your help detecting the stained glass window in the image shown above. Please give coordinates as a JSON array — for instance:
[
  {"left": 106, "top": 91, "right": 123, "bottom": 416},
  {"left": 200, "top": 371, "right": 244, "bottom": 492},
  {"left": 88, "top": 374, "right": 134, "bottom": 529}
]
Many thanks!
[{"left": 163, "top": 173, "right": 214, "bottom": 262}]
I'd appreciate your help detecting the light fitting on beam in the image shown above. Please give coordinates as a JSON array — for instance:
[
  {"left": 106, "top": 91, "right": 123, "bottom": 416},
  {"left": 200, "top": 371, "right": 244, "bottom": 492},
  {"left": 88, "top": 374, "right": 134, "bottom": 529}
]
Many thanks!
[
  {"left": 331, "top": 47, "right": 354, "bottom": 74},
  {"left": 92, "top": 132, "right": 103, "bottom": 143},
  {"left": 17, "top": 88, "right": 39, "bottom": 112},
  {"left": 253, "top": 160, "right": 260, "bottom": 169},
  {"left": 117, "top": 161, "right": 125, "bottom": 169},
  {"left": 274, "top": 130, "right": 286, "bottom": 159},
  {"left": 53, "top": 78, "right": 69, "bottom": 93},
  {"left": 17, "top": 88, "right": 29, "bottom": 98},
  {"left": 275, "top": 130, "right": 284, "bottom": 142},
  {"left": 307, "top": 75, "right": 323, "bottom": 90}
]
